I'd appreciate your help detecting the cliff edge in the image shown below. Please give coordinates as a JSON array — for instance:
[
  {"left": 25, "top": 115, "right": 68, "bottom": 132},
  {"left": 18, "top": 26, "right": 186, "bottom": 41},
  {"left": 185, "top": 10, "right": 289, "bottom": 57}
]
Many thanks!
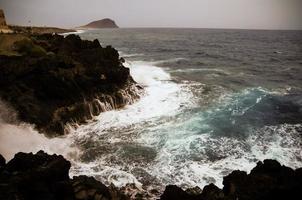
[{"left": 0, "top": 33, "right": 141, "bottom": 136}]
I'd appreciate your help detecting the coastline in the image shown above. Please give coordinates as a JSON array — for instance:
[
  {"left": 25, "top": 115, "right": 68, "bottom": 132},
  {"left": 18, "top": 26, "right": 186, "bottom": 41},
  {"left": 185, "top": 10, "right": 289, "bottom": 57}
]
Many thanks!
[
  {"left": 0, "top": 33, "right": 142, "bottom": 136},
  {"left": 8, "top": 25, "right": 76, "bottom": 34},
  {"left": 1, "top": 29, "right": 302, "bottom": 199}
]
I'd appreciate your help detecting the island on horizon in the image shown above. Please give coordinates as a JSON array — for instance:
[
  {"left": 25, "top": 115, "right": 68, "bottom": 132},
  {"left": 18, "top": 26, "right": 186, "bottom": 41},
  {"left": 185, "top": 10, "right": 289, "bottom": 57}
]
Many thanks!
[
  {"left": 1, "top": 9, "right": 119, "bottom": 34},
  {"left": 79, "top": 18, "right": 119, "bottom": 29}
]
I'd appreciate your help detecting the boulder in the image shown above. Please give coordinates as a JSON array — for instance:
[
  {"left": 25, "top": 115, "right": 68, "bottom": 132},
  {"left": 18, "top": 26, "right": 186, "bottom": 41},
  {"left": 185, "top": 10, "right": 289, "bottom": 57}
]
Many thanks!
[
  {"left": 201, "top": 184, "right": 224, "bottom": 200},
  {"left": 72, "top": 176, "right": 111, "bottom": 200},
  {"left": 0, "top": 151, "right": 73, "bottom": 200},
  {"left": 0, "top": 151, "right": 130, "bottom": 200},
  {"left": 161, "top": 185, "right": 199, "bottom": 200}
]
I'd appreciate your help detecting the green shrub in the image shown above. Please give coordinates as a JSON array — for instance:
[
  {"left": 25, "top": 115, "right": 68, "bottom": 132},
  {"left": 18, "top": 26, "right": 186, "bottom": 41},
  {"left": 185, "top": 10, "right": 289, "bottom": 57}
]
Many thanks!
[{"left": 14, "top": 38, "right": 47, "bottom": 57}]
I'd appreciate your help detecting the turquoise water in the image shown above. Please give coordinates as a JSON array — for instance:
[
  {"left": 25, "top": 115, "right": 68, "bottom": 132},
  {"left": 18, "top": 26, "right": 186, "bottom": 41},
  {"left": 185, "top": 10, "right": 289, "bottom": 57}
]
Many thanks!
[{"left": 68, "top": 29, "right": 302, "bottom": 194}]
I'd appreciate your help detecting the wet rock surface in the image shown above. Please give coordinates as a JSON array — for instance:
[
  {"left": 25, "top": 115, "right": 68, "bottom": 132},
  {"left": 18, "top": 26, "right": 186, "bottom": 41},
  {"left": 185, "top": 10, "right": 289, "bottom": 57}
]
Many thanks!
[
  {"left": 161, "top": 159, "right": 302, "bottom": 200},
  {"left": 0, "top": 151, "right": 128, "bottom": 200},
  {"left": 0, "top": 33, "right": 141, "bottom": 136},
  {"left": 0, "top": 151, "right": 301, "bottom": 200}
]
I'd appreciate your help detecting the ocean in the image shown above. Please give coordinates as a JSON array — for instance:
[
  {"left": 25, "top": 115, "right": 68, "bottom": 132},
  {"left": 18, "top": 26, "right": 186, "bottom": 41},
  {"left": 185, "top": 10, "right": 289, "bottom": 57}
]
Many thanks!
[{"left": 29, "top": 29, "right": 302, "bottom": 195}]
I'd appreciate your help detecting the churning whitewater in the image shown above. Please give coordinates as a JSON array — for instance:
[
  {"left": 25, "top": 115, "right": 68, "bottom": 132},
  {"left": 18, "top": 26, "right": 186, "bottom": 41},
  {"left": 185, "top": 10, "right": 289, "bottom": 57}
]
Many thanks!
[
  {"left": 1, "top": 29, "right": 301, "bottom": 197},
  {"left": 68, "top": 58, "right": 302, "bottom": 193},
  {"left": 66, "top": 29, "right": 302, "bottom": 194}
]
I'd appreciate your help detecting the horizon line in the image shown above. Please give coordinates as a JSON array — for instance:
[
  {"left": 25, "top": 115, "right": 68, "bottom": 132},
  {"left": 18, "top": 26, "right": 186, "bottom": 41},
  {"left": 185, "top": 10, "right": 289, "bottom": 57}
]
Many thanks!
[
  {"left": 8, "top": 23, "right": 302, "bottom": 31},
  {"left": 114, "top": 26, "right": 302, "bottom": 31}
]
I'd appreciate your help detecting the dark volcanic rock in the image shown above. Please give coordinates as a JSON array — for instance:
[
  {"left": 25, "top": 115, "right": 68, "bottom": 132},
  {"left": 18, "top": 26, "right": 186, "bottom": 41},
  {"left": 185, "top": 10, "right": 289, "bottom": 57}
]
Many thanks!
[
  {"left": 0, "top": 33, "right": 140, "bottom": 136},
  {"left": 0, "top": 151, "right": 129, "bottom": 200},
  {"left": 201, "top": 184, "right": 224, "bottom": 200},
  {"left": 0, "top": 151, "right": 74, "bottom": 200},
  {"left": 161, "top": 159, "right": 302, "bottom": 200},
  {"left": 223, "top": 159, "right": 302, "bottom": 200},
  {"left": 72, "top": 176, "right": 111, "bottom": 200},
  {"left": 161, "top": 184, "right": 224, "bottom": 200},
  {"left": 161, "top": 185, "right": 200, "bottom": 200},
  {"left": 0, "top": 154, "right": 5, "bottom": 167},
  {"left": 1, "top": 151, "right": 301, "bottom": 200}
]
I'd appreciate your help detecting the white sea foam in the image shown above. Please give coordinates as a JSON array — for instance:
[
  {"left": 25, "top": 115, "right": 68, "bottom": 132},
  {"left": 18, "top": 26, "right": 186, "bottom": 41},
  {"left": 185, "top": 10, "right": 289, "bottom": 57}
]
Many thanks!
[
  {"left": 70, "top": 61, "right": 195, "bottom": 136},
  {"left": 69, "top": 60, "right": 197, "bottom": 187},
  {"left": 138, "top": 122, "right": 302, "bottom": 189},
  {"left": 70, "top": 159, "right": 143, "bottom": 188},
  {"left": 0, "top": 100, "right": 79, "bottom": 161},
  {"left": 70, "top": 83, "right": 302, "bottom": 193},
  {"left": 60, "top": 29, "right": 86, "bottom": 36}
]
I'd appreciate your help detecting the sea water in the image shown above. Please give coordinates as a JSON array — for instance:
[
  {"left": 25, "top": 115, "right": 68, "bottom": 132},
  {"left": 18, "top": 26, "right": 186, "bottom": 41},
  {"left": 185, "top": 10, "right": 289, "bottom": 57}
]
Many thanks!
[
  {"left": 68, "top": 29, "right": 302, "bottom": 192},
  {"left": 2, "top": 28, "right": 302, "bottom": 196}
]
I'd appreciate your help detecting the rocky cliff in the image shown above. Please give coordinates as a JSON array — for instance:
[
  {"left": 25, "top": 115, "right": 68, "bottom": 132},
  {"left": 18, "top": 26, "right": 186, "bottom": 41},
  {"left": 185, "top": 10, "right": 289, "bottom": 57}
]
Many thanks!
[
  {"left": 80, "top": 18, "right": 119, "bottom": 29},
  {"left": 0, "top": 9, "right": 7, "bottom": 28},
  {"left": 0, "top": 9, "right": 12, "bottom": 33},
  {"left": 0, "top": 151, "right": 301, "bottom": 200},
  {"left": 0, "top": 33, "right": 141, "bottom": 136}
]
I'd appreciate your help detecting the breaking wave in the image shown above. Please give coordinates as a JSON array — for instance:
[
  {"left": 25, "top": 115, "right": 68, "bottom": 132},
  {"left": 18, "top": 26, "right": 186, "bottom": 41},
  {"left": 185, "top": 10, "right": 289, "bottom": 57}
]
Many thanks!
[{"left": 68, "top": 58, "right": 302, "bottom": 196}]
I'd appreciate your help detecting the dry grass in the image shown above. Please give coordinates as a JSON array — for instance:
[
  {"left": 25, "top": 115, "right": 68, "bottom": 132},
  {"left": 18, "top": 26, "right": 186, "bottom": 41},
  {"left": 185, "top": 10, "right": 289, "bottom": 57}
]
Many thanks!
[{"left": 0, "top": 34, "right": 27, "bottom": 56}]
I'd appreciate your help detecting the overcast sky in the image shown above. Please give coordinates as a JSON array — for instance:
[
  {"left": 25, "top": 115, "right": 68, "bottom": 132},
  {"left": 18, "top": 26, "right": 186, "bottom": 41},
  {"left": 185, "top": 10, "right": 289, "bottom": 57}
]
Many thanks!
[{"left": 0, "top": 0, "right": 302, "bottom": 30}]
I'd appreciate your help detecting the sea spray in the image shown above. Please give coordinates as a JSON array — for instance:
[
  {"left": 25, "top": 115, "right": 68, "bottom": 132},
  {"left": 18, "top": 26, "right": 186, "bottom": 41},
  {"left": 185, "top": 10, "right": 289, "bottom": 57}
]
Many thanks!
[
  {"left": 0, "top": 122, "right": 80, "bottom": 161},
  {"left": 68, "top": 60, "right": 198, "bottom": 189},
  {"left": 0, "top": 99, "right": 79, "bottom": 161}
]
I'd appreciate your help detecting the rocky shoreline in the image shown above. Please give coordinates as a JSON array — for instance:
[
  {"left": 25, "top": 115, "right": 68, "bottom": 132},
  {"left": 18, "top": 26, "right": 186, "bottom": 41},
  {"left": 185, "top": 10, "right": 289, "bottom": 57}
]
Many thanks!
[
  {"left": 0, "top": 33, "right": 142, "bottom": 136},
  {"left": 0, "top": 151, "right": 301, "bottom": 200},
  {"left": 8, "top": 25, "right": 76, "bottom": 35},
  {"left": 1, "top": 33, "right": 301, "bottom": 200}
]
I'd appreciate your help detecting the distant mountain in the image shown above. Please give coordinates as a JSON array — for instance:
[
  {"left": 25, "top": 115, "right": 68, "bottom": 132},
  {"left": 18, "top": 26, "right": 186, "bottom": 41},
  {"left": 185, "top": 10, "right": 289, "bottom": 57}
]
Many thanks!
[{"left": 80, "top": 18, "right": 119, "bottom": 29}]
